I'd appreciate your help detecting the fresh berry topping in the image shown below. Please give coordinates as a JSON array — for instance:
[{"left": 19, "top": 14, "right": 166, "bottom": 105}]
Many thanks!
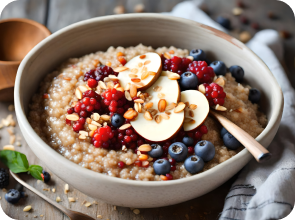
[
  {"left": 166, "top": 173, "right": 173, "bottom": 180},
  {"left": 5, "top": 189, "right": 21, "bottom": 204},
  {"left": 182, "top": 136, "right": 194, "bottom": 147},
  {"left": 148, "top": 144, "right": 163, "bottom": 158},
  {"left": 199, "top": 125, "right": 208, "bottom": 134},
  {"left": 223, "top": 132, "right": 241, "bottom": 150},
  {"left": 67, "top": 107, "right": 74, "bottom": 114},
  {"left": 188, "top": 61, "right": 215, "bottom": 84},
  {"left": 168, "top": 142, "right": 188, "bottom": 162},
  {"left": 184, "top": 155, "right": 205, "bottom": 174},
  {"left": 203, "top": 83, "right": 226, "bottom": 106},
  {"left": 229, "top": 65, "right": 244, "bottom": 83},
  {"left": 0, "top": 168, "right": 9, "bottom": 189},
  {"left": 189, "top": 49, "right": 206, "bottom": 61},
  {"left": 179, "top": 72, "right": 199, "bottom": 91},
  {"left": 216, "top": 16, "right": 231, "bottom": 29},
  {"left": 153, "top": 159, "right": 171, "bottom": 175},
  {"left": 118, "top": 161, "right": 125, "bottom": 168},
  {"left": 84, "top": 65, "right": 118, "bottom": 82},
  {"left": 87, "top": 78, "right": 98, "bottom": 88},
  {"left": 92, "top": 125, "right": 113, "bottom": 148},
  {"left": 194, "top": 140, "right": 215, "bottom": 162},
  {"left": 249, "top": 88, "right": 261, "bottom": 104},
  {"left": 220, "top": 127, "right": 228, "bottom": 137},
  {"left": 111, "top": 113, "right": 125, "bottom": 128},
  {"left": 210, "top": 61, "right": 227, "bottom": 76},
  {"left": 188, "top": 147, "right": 194, "bottom": 154},
  {"left": 162, "top": 55, "right": 192, "bottom": 75},
  {"left": 42, "top": 170, "right": 51, "bottom": 183}
]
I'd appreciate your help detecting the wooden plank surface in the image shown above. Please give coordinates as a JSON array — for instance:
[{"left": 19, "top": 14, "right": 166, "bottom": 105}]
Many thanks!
[{"left": 0, "top": 0, "right": 295, "bottom": 219}]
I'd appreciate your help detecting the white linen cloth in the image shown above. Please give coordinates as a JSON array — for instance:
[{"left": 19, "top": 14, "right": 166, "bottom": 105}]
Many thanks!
[{"left": 165, "top": 1, "right": 295, "bottom": 219}]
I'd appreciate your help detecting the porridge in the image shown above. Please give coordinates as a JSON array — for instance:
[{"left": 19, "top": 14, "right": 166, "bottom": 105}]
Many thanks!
[{"left": 29, "top": 44, "right": 267, "bottom": 181}]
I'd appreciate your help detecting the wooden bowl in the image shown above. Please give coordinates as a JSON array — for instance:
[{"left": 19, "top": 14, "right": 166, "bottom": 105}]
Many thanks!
[{"left": 0, "top": 18, "right": 51, "bottom": 102}]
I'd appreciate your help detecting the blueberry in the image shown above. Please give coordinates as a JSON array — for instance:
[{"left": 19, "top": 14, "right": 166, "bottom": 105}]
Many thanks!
[
  {"left": 153, "top": 159, "right": 171, "bottom": 175},
  {"left": 249, "top": 88, "right": 261, "bottom": 104},
  {"left": 5, "top": 189, "right": 21, "bottom": 204},
  {"left": 182, "top": 136, "right": 194, "bottom": 147},
  {"left": 168, "top": 142, "right": 188, "bottom": 162},
  {"left": 184, "top": 155, "right": 205, "bottom": 174},
  {"left": 220, "top": 127, "right": 228, "bottom": 137},
  {"left": 148, "top": 144, "right": 163, "bottom": 158},
  {"left": 216, "top": 16, "right": 231, "bottom": 29},
  {"left": 210, "top": 61, "right": 227, "bottom": 76},
  {"left": 229, "top": 65, "right": 244, "bottom": 83},
  {"left": 179, "top": 72, "right": 198, "bottom": 91},
  {"left": 205, "top": 58, "right": 212, "bottom": 65},
  {"left": 223, "top": 132, "right": 241, "bottom": 150},
  {"left": 42, "top": 170, "right": 51, "bottom": 183},
  {"left": 189, "top": 49, "right": 206, "bottom": 61},
  {"left": 111, "top": 113, "right": 125, "bottom": 128},
  {"left": 194, "top": 140, "right": 215, "bottom": 162}
]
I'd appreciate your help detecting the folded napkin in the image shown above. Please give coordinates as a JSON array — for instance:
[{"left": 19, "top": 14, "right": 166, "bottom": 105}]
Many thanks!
[{"left": 166, "top": 1, "right": 295, "bottom": 219}]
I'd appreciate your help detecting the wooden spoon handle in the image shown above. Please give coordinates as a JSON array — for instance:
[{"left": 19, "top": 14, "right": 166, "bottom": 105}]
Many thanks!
[{"left": 210, "top": 110, "right": 271, "bottom": 163}]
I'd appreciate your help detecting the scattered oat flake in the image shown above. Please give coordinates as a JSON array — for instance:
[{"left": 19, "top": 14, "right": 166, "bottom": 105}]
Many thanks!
[
  {"left": 52, "top": 188, "right": 56, "bottom": 193},
  {"left": 64, "top": 184, "right": 69, "bottom": 194},
  {"left": 23, "top": 205, "right": 32, "bottom": 212},
  {"left": 56, "top": 196, "right": 61, "bottom": 202},
  {"left": 68, "top": 197, "right": 76, "bottom": 202},
  {"left": 85, "top": 202, "right": 92, "bottom": 207},
  {"left": 133, "top": 209, "right": 140, "bottom": 214},
  {"left": 97, "top": 215, "right": 103, "bottom": 219}
]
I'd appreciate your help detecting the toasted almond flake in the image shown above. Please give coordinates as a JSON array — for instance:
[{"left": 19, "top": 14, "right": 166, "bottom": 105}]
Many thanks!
[
  {"left": 106, "top": 61, "right": 112, "bottom": 66},
  {"left": 165, "top": 111, "right": 171, "bottom": 115},
  {"left": 137, "top": 91, "right": 142, "bottom": 96},
  {"left": 119, "top": 124, "right": 132, "bottom": 130},
  {"left": 16, "top": 141, "right": 21, "bottom": 146},
  {"left": 116, "top": 87, "right": 124, "bottom": 92},
  {"left": 43, "top": 188, "right": 50, "bottom": 191},
  {"left": 122, "top": 145, "right": 127, "bottom": 151},
  {"left": 40, "top": 214, "right": 44, "bottom": 217},
  {"left": 66, "top": 114, "right": 79, "bottom": 121},
  {"left": 85, "top": 202, "right": 92, "bottom": 207},
  {"left": 131, "top": 78, "right": 141, "bottom": 83},
  {"left": 129, "top": 74, "right": 138, "bottom": 78},
  {"left": 148, "top": 71, "right": 157, "bottom": 76},
  {"left": 144, "top": 111, "right": 153, "bottom": 121},
  {"left": 141, "top": 66, "right": 147, "bottom": 73},
  {"left": 147, "top": 157, "right": 153, "bottom": 162},
  {"left": 198, "top": 84, "right": 206, "bottom": 94},
  {"left": 89, "top": 130, "right": 95, "bottom": 137},
  {"left": 91, "top": 121, "right": 101, "bottom": 127},
  {"left": 214, "top": 77, "right": 225, "bottom": 87},
  {"left": 157, "top": 93, "right": 165, "bottom": 99},
  {"left": 133, "top": 209, "right": 140, "bottom": 214},
  {"left": 124, "top": 91, "right": 132, "bottom": 101},
  {"left": 98, "top": 81, "right": 107, "bottom": 89},
  {"left": 189, "top": 104, "right": 198, "bottom": 110},
  {"left": 162, "top": 114, "right": 170, "bottom": 120},
  {"left": 79, "top": 135, "right": 86, "bottom": 140},
  {"left": 215, "top": 104, "right": 227, "bottom": 111},
  {"left": 114, "top": 84, "right": 120, "bottom": 88},
  {"left": 164, "top": 52, "right": 171, "bottom": 59},
  {"left": 150, "top": 109, "right": 158, "bottom": 116},
  {"left": 174, "top": 102, "right": 186, "bottom": 113},
  {"left": 23, "top": 205, "right": 32, "bottom": 212},
  {"left": 139, "top": 55, "right": 146, "bottom": 59},
  {"left": 184, "top": 118, "right": 196, "bottom": 124},
  {"left": 3, "top": 145, "right": 15, "bottom": 151},
  {"left": 92, "top": 113, "right": 100, "bottom": 121},
  {"left": 189, "top": 110, "right": 194, "bottom": 117},
  {"left": 123, "top": 109, "right": 138, "bottom": 120},
  {"left": 139, "top": 154, "right": 149, "bottom": 161},
  {"left": 138, "top": 144, "right": 152, "bottom": 152},
  {"left": 144, "top": 102, "right": 153, "bottom": 110},
  {"left": 158, "top": 99, "right": 167, "bottom": 112},
  {"left": 134, "top": 99, "right": 144, "bottom": 103},
  {"left": 9, "top": 135, "right": 16, "bottom": 145},
  {"left": 106, "top": 81, "right": 114, "bottom": 89},
  {"left": 92, "top": 59, "right": 100, "bottom": 67},
  {"left": 64, "top": 184, "right": 69, "bottom": 194},
  {"left": 141, "top": 71, "right": 149, "bottom": 80},
  {"left": 134, "top": 82, "right": 145, "bottom": 88},
  {"left": 75, "top": 88, "right": 82, "bottom": 99},
  {"left": 88, "top": 124, "right": 97, "bottom": 131},
  {"left": 86, "top": 118, "right": 92, "bottom": 124},
  {"left": 97, "top": 215, "right": 103, "bottom": 219},
  {"left": 134, "top": 103, "right": 139, "bottom": 112},
  {"left": 138, "top": 62, "right": 143, "bottom": 67},
  {"left": 165, "top": 103, "right": 177, "bottom": 111},
  {"left": 109, "top": 75, "right": 119, "bottom": 81},
  {"left": 169, "top": 50, "right": 175, "bottom": 54},
  {"left": 160, "top": 175, "right": 168, "bottom": 181},
  {"left": 184, "top": 102, "right": 189, "bottom": 107},
  {"left": 63, "top": 77, "right": 71, "bottom": 81},
  {"left": 130, "top": 84, "right": 137, "bottom": 98},
  {"left": 168, "top": 73, "right": 180, "bottom": 80},
  {"left": 144, "top": 60, "right": 151, "bottom": 65},
  {"left": 137, "top": 150, "right": 141, "bottom": 155},
  {"left": 101, "top": 115, "right": 111, "bottom": 121},
  {"left": 104, "top": 77, "right": 111, "bottom": 82},
  {"left": 52, "top": 188, "right": 56, "bottom": 193},
  {"left": 138, "top": 103, "right": 142, "bottom": 113},
  {"left": 234, "top": 107, "right": 243, "bottom": 113},
  {"left": 153, "top": 86, "right": 159, "bottom": 92},
  {"left": 155, "top": 115, "right": 162, "bottom": 124},
  {"left": 114, "top": 66, "right": 129, "bottom": 72},
  {"left": 68, "top": 197, "right": 76, "bottom": 202},
  {"left": 131, "top": 68, "right": 138, "bottom": 74}
]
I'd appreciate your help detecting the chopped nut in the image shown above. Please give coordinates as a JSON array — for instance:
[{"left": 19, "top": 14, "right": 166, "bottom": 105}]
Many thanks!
[
  {"left": 144, "top": 102, "right": 153, "bottom": 110},
  {"left": 3, "top": 145, "right": 15, "bottom": 151},
  {"left": 114, "top": 66, "right": 129, "bottom": 72},
  {"left": 130, "top": 84, "right": 137, "bottom": 98},
  {"left": 116, "top": 87, "right": 124, "bottom": 92},
  {"left": 198, "top": 84, "right": 206, "bottom": 94},
  {"left": 215, "top": 77, "right": 225, "bottom": 87},
  {"left": 215, "top": 104, "right": 227, "bottom": 111},
  {"left": 141, "top": 71, "right": 149, "bottom": 80},
  {"left": 129, "top": 74, "right": 138, "bottom": 78},
  {"left": 158, "top": 99, "right": 167, "bottom": 112},
  {"left": 148, "top": 71, "right": 157, "bottom": 75},
  {"left": 131, "top": 78, "right": 141, "bottom": 83},
  {"left": 150, "top": 109, "right": 158, "bottom": 116},
  {"left": 187, "top": 56, "right": 194, "bottom": 61},
  {"left": 125, "top": 91, "right": 132, "bottom": 101},
  {"left": 139, "top": 154, "right": 149, "bottom": 161},
  {"left": 9, "top": 135, "right": 16, "bottom": 145},
  {"left": 155, "top": 115, "right": 162, "bottom": 124},
  {"left": 52, "top": 188, "right": 56, "bottom": 193},
  {"left": 234, "top": 107, "right": 243, "bottom": 113},
  {"left": 160, "top": 175, "right": 168, "bottom": 181},
  {"left": 165, "top": 111, "right": 171, "bottom": 115},
  {"left": 164, "top": 52, "right": 171, "bottom": 59},
  {"left": 91, "top": 121, "right": 101, "bottom": 127},
  {"left": 174, "top": 102, "right": 186, "bottom": 113},
  {"left": 189, "top": 110, "right": 194, "bottom": 117},
  {"left": 123, "top": 109, "right": 138, "bottom": 120},
  {"left": 142, "top": 161, "right": 149, "bottom": 167},
  {"left": 23, "top": 205, "right": 32, "bottom": 212},
  {"left": 75, "top": 88, "right": 82, "bottom": 99},
  {"left": 97, "top": 215, "right": 103, "bottom": 219},
  {"left": 113, "top": 5, "right": 125, "bottom": 14},
  {"left": 144, "top": 111, "right": 153, "bottom": 121},
  {"left": 66, "top": 114, "right": 79, "bottom": 121},
  {"left": 92, "top": 201, "right": 98, "bottom": 204},
  {"left": 189, "top": 104, "right": 198, "bottom": 110},
  {"left": 138, "top": 144, "right": 152, "bottom": 152},
  {"left": 109, "top": 75, "right": 119, "bottom": 81},
  {"left": 101, "top": 115, "right": 111, "bottom": 121},
  {"left": 119, "top": 124, "right": 132, "bottom": 130},
  {"left": 125, "top": 83, "right": 131, "bottom": 91},
  {"left": 16, "top": 141, "right": 22, "bottom": 147},
  {"left": 134, "top": 99, "right": 144, "bottom": 103},
  {"left": 85, "top": 202, "right": 92, "bottom": 207},
  {"left": 64, "top": 184, "right": 69, "bottom": 194},
  {"left": 98, "top": 81, "right": 107, "bottom": 89},
  {"left": 168, "top": 73, "right": 180, "bottom": 80},
  {"left": 88, "top": 124, "right": 97, "bottom": 131},
  {"left": 161, "top": 113, "right": 170, "bottom": 120},
  {"left": 184, "top": 118, "right": 196, "bottom": 124},
  {"left": 165, "top": 103, "right": 177, "bottom": 111},
  {"left": 68, "top": 197, "right": 76, "bottom": 202},
  {"left": 92, "top": 113, "right": 100, "bottom": 121}
]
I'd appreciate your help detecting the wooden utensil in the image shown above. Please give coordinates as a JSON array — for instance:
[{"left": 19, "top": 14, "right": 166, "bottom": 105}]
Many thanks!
[
  {"left": 0, "top": 18, "right": 51, "bottom": 102},
  {"left": 210, "top": 110, "right": 271, "bottom": 163},
  {"left": 10, "top": 171, "right": 95, "bottom": 220}
]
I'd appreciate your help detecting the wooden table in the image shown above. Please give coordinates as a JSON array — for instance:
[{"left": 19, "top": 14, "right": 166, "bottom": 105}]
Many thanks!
[{"left": 0, "top": 0, "right": 294, "bottom": 219}]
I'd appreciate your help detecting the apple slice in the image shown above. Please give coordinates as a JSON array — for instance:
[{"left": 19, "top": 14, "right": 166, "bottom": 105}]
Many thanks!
[
  {"left": 131, "top": 76, "right": 184, "bottom": 142},
  {"left": 181, "top": 90, "right": 209, "bottom": 131},
  {"left": 118, "top": 52, "right": 162, "bottom": 90}
]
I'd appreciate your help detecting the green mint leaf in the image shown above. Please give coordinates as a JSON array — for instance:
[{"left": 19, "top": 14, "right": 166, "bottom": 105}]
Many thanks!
[
  {"left": 28, "top": 165, "right": 43, "bottom": 181},
  {"left": 0, "top": 150, "right": 29, "bottom": 173}
]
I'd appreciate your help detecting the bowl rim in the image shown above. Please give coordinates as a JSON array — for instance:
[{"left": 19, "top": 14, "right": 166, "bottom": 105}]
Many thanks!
[
  {"left": 14, "top": 13, "right": 283, "bottom": 187},
  {"left": 0, "top": 18, "right": 51, "bottom": 65}
]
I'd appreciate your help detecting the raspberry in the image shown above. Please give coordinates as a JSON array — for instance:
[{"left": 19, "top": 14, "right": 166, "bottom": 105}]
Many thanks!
[
  {"left": 162, "top": 55, "right": 192, "bottom": 75},
  {"left": 188, "top": 61, "right": 215, "bottom": 84},
  {"left": 118, "top": 161, "right": 125, "bottom": 168},
  {"left": 84, "top": 65, "right": 118, "bottom": 82},
  {"left": 203, "top": 83, "right": 226, "bottom": 106}
]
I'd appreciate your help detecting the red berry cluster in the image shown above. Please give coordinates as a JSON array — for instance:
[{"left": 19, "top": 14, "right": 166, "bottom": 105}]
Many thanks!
[
  {"left": 83, "top": 65, "right": 118, "bottom": 82},
  {"left": 101, "top": 88, "right": 131, "bottom": 115},
  {"left": 203, "top": 83, "right": 226, "bottom": 106},
  {"left": 162, "top": 55, "right": 192, "bottom": 75},
  {"left": 92, "top": 125, "right": 114, "bottom": 148},
  {"left": 188, "top": 61, "right": 215, "bottom": 84},
  {"left": 186, "top": 124, "right": 208, "bottom": 144}
]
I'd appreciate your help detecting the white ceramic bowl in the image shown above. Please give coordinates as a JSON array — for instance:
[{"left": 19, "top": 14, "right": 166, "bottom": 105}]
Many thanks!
[{"left": 14, "top": 14, "right": 283, "bottom": 208}]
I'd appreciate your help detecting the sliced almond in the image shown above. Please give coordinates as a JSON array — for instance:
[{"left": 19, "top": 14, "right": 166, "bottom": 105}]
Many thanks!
[
  {"left": 3, "top": 145, "right": 15, "bottom": 151},
  {"left": 138, "top": 103, "right": 142, "bottom": 113},
  {"left": 165, "top": 102, "right": 177, "bottom": 111},
  {"left": 187, "top": 56, "right": 194, "bottom": 61},
  {"left": 91, "top": 121, "right": 101, "bottom": 127},
  {"left": 23, "top": 205, "right": 32, "bottom": 212},
  {"left": 66, "top": 114, "right": 79, "bottom": 121},
  {"left": 158, "top": 99, "right": 166, "bottom": 112},
  {"left": 148, "top": 71, "right": 157, "bottom": 76},
  {"left": 189, "top": 104, "right": 198, "bottom": 110},
  {"left": 141, "top": 66, "right": 147, "bottom": 73},
  {"left": 168, "top": 73, "right": 180, "bottom": 80},
  {"left": 150, "top": 109, "right": 158, "bottom": 116},
  {"left": 101, "top": 115, "right": 111, "bottom": 121},
  {"left": 198, "top": 84, "right": 206, "bottom": 94},
  {"left": 131, "top": 68, "right": 138, "bottom": 74},
  {"left": 174, "top": 102, "right": 186, "bottom": 113},
  {"left": 144, "top": 60, "right": 151, "bottom": 65},
  {"left": 125, "top": 91, "right": 132, "bottom": 101},
  {"left": 99, "top": 81, "right": 107, "bottom": 89},
  {"left": 144, "top": 111, "right": 153, "bottom": 121},
  {"left": 86, "top": 118, "right": 92, "bottom": 124},
  {"left": 161, "top": 113, "right": 170, "bottom": 120},
  {"left": 109, "top": 75, "right": 118, "bottom": 81},
  {"left": 79, "top": 135, "right": 86, "bottom": 140},
  {"left": 114, "top": 84, "right": 120, "bottom": 88},
  {"left": 88, "top": 124, "right": 97, "bottom": 131},
  {"left": 215, "top": 77, "right": 225, "bottom": 87},
  {"left": 79, "top": 130, "right": 88, "bottom": 136},
  {"left": 129, "top": 74, "right": 138, "bottom": 78},
  {"left": 234, "top": 107, "right": 243, "bottom": 113},
  {"left": 155, "top": 115, "right": 162, "bottom": 124},
  {"left": 157, "top": 93, "right": 165, "bottom": 99},
  {"left": 68, "top": 197, "right": 76, "bottom": 202},
  {"left": 114, "top": 66, "right": 129, "bottom": 72},
  {"left": 215, "top": 104, "right": 227, "bottom": 111},
  {"left": 63, "top": 77, "right": 71, "bottom": 81},
  {"left": 141, "top": 71, "right": 149, "bottom": 80},
  {"left": 134, "top": 99, "right": 144, "bottom": 103},
  {"left": 78, "top": 85, "right": 89, "bottom": 93},
  {"left": 138, "top": 144, "right": 152, "bottom": 152},
  {"left": 134, "top": 82, "right": 145, "bottom": 88},
  {"left": 123, "top": 109, "right": 138, "bottom": 120},
  {"left": 106, "top": 81, "right": 114, "bottom": 89},
  {"left": 165, "top": 111, "right": 171, "bottom": 115},
  {"left": 134, "top": 103, "right": 139, "bottom": 112},
  {"left": 92, "top": 113, "right": 100, "bottom": 121},
  {"left": 124, "top": 83, "right": 131, "bottom": 91},
  {"left": 75, "top": 88, "right": 82, "bottom": 99},
  {"left": 137, "top": 91, "right": 142, "bottom": 96},
  {"left": 142, "top": 161, "right": 149, "bottom": 167},
  {"left": 89, "top": 130, "right": 95, "bottom": 137},
  {"left": 138, "top": 62, "right": 143, "bottom": 68},
  {"left": 164, "top": 52, "right": 171, "bottom": 59},
  {"left": 144, "top": 102, "right": 153, "bottom": 110},
  {"left": 119, "top": 124, "right": 132, "bottom": 130},
  {"left": 184, "top": 118, "right": 196, "bottom": 124},
  {"left": 130, "top": 84, "right": 137, "bottom": 98},
  {"left": 104, "top": 77, "right": 111, "bottom": 82},
  {"left": 139, "top": 154, "right": 149, "bottom": 161},
  {"left": 139, "top": 55, "right": 146, "bottom": 59}
]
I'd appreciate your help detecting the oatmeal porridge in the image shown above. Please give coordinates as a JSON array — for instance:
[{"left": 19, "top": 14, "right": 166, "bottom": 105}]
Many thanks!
[{"left": 28, "top": 44, "right": 267, "bottom": 181}]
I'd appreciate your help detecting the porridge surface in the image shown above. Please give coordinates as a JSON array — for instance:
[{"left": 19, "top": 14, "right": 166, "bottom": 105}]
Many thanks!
[{"left": 29, "top": 44, "right": 267, "bottom": 181}]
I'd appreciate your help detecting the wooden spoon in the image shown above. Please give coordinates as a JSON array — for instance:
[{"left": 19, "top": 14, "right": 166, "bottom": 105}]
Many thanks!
[
  {"left": 10, "top": 171, "right": 95, "bottom": 220},
  {"left": 209, "top": 110, "right": 271, "bottom": 163}
]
